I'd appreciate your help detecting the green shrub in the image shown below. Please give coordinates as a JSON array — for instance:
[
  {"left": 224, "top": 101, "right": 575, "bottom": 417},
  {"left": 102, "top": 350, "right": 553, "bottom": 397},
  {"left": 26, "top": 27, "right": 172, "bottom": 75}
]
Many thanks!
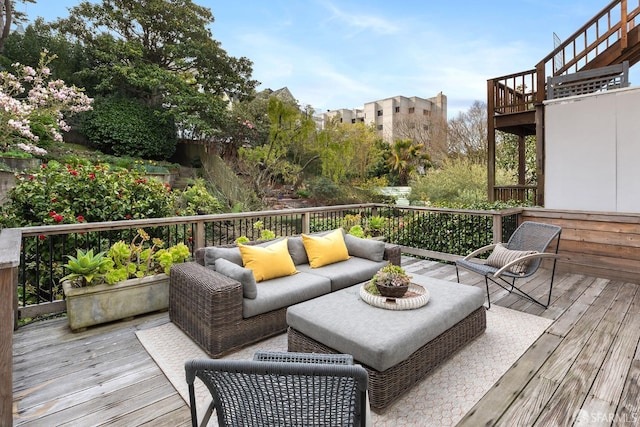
[
  {"left": 389, "top": 210, "right": 494, "bottom": 257},
  {"left": 79, "top": 95, "right": 177, "bottom": 159},
  {"left": 0, "top": 160, "right": 178, "bottom": 227},
  {"left": 410, "top": 158, "right": 488, "bottom": 205},
  {"left": 178, "top": 179, "right": 223, "bottom": 215},
  {"left": 0, "top": 149, "right": 33, "bottom": 159}
]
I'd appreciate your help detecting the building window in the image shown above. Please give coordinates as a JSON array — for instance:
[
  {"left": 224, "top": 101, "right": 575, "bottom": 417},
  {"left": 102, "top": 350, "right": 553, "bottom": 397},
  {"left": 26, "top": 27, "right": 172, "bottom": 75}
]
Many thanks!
[
  {"left": 340, "top": 118, "right": 343, "bottom": 123},
  {"left": 395, "top": 106, "right": 400, "bottom": 113},
  {"left": 423, "top": 109, "right": 430, "bottom": 116},
  {"left": 408, "top": 107, "right": 415, "bottom": 114},
  {"left": 377, "top": 109, "right": 383, "bottom": 116},
  {"left": 377, "top": 124, "right": 383, "bottom": 130},
  {"left": 351, "top": 119, "right": 356, "bottom": 124}
]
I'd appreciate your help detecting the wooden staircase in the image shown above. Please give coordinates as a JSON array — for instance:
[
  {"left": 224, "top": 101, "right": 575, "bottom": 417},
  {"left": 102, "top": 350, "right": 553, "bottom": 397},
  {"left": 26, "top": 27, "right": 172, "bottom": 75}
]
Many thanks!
[{"left": 487, "top": 0, "right": 640, "bottom": 205}]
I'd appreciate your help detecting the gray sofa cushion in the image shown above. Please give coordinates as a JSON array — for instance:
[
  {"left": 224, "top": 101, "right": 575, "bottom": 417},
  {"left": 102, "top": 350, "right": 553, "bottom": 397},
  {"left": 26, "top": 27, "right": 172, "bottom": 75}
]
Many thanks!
[
  {"left": 344, "top": 234, "right": 386, "bottom": 262},
  {"left": 287, "top": 236, "right": 308, "bottom": 265},
  {"left": 243, "top": 272, "right": 331, "bottom": 318},
  {"left": 215, "top": 258, "right": 257, "bottom": 299},
  {"left": 204, "top": 246, "right": 242, "bottom": 270},
  {"left": 297, "top": 257, "right": 388, "bottom": 292},
  {"left": 286, "top": 277, "right": 485, "bottom": 371}
]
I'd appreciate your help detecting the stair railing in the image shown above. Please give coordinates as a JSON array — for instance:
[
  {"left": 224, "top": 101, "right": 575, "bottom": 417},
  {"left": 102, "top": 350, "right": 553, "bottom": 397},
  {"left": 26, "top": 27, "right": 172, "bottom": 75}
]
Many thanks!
[{"left": 535, "top": 0, "right": 639, "bottom": 102}]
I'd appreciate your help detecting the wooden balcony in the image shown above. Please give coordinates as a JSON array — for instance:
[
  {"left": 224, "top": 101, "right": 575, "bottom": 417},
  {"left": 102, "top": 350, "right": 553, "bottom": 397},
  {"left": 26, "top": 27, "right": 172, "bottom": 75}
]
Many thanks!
[
  {"left": 11, "top": 257, "right": 640, "bottom": 426},
  {"left": 487, "top": 0, "right": 640, "bottom": 206},
  {"left": 4, "top": 204, "right": 640, "bottom": 425}
]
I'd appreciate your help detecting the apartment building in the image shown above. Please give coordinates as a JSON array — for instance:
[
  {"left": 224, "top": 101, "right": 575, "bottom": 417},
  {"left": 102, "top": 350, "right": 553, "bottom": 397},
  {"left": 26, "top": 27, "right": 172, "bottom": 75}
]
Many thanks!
[{"left": 317, "top": 92, "right": 447, "bottom": 144}]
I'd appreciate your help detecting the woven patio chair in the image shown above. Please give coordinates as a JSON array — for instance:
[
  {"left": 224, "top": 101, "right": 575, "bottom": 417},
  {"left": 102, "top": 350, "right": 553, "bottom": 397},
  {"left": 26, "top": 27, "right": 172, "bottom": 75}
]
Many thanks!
[
  {"left": 185, "top": 351, "right": 369, "bottom": 427},
  {"left": 455, "top": 221, "right": 562, "bottom": 309}
]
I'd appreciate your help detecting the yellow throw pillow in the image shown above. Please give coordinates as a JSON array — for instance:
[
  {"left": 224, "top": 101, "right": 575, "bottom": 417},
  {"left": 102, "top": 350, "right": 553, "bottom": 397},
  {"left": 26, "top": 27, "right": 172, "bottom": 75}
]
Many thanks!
[
  {"left": 238, "top": 238, "right": 297, "bottom": 282},
  {"left": 302, "top": 229, "right": 350, "bottom": 268}
]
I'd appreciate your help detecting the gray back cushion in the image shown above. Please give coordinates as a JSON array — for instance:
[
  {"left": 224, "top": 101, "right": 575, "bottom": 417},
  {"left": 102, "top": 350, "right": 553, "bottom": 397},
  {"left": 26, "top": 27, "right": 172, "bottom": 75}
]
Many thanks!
[
  {"left": 344, "top": 234, "right": 386, "bottom": 262},
  {"left": 287, "top": 236, "right": 309, "bottom": 265},
  {"left": 214, "top": 258, "right": 257, "bottom": 299},
  {"left": 204, "top": 246, "right": 243, "bottom": 270}
]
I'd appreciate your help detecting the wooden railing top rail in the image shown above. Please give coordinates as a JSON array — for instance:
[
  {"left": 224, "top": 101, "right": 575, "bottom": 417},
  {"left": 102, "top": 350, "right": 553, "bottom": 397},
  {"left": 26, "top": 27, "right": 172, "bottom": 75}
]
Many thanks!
[
  {"left": 489, "top": 68, "right": 537, "bottom": 83},
  {"left": 18, "top": 204, "right": 523, "bottom": 238}
]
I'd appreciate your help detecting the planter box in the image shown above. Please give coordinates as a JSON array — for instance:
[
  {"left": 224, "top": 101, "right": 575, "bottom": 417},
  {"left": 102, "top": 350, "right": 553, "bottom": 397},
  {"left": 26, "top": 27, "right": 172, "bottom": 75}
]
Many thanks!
[{"left": 62, "top": 273, "right": 169, "bottom": 331}]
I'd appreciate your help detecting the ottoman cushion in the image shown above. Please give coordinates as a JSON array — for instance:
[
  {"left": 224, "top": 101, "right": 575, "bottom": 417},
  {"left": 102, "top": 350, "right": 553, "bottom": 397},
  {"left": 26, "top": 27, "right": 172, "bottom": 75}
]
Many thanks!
[{"left": 286, "top": 275, "right": 485, "bottom": 371}]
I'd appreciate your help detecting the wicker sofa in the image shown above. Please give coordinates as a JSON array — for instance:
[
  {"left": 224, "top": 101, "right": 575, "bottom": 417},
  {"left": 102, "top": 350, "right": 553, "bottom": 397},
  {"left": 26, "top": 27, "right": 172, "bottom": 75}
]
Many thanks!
[{"left": 169, "top": 232, "right": 401, "bottom": 357}]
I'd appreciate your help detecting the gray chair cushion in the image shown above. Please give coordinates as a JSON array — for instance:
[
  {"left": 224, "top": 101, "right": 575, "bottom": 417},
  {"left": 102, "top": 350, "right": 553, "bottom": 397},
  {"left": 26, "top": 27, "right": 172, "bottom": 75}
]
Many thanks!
[
  {"left": 344, "top": 234, "right": 386, "bottom": 262},
  {"left": 297, "top": 257, "right": 388, "bottom": 292},
  {"left": 215, "top": 258, "right": 257, "bottom": 299},
  {"left": 287, "top": 277, "right": 485, "bottom": 371},
  {"left": 243, "top": 272, "right": 331, "bottom": 318},
  {"left": 204, "top": 246, "right": 242, "bottom": 270}
]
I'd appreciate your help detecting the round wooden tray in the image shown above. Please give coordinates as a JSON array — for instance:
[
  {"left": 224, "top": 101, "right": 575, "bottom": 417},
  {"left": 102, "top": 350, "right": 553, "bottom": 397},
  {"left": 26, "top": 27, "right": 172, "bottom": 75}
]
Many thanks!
[{"left": 359, "top": 282, "right": 430, "bottom": 310}]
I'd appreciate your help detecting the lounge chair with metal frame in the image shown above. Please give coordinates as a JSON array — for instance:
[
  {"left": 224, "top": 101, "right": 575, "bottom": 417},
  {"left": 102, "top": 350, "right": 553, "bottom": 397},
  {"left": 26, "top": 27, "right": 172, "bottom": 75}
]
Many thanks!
[
  {"left": 185, "top": 351, "right": 369, "bottom": 427},
  {"left": 455, "top": 221, "right": 562, "bottom": 309}
]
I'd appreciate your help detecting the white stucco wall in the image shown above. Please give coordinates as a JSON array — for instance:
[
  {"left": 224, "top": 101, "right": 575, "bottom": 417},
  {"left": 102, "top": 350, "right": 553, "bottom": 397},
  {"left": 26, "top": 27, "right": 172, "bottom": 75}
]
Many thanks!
[{"left": 544, "top": 86, "right": 640, "bottom": 213}]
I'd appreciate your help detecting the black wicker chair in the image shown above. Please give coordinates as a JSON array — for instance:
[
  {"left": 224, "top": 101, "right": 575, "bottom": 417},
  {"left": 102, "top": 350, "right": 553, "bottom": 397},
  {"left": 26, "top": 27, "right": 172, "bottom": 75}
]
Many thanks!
[
  {"left": 185, "top": 351, "right": 369, "bottom": 427},
  {"left": 455, "top": 221, "right": 562, "bottom": 309}
]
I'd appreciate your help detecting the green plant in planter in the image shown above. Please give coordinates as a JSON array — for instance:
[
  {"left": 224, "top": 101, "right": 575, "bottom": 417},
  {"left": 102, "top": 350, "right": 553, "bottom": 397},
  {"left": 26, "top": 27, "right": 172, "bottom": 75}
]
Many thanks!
[
  {"left": 62, "top": 229, "right": 191, "bottom": 287},
  {"left": 367, "top": 216, "right": 386, "bottom": 236},
  {"left": 105, "top": 229, "right": 190, "bottom": 283},
  {"left": 61, "top": 249, "right": 114, "bottom": 287},
  {"left": 348, "top": 225, "right": 366, "bottom": 238}
]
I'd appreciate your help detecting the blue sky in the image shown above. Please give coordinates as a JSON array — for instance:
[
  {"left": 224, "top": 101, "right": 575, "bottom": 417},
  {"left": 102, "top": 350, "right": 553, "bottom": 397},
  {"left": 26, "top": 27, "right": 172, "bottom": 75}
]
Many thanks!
[{"left": 20, "top": 0, "right": 637, "bottom": 118}]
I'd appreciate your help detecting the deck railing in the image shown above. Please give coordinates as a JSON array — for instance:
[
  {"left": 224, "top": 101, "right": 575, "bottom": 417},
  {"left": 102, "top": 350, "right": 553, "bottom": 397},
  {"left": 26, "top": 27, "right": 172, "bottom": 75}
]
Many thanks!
[{"left": 9, "top": 204, "right": 521, "bottom": 325}]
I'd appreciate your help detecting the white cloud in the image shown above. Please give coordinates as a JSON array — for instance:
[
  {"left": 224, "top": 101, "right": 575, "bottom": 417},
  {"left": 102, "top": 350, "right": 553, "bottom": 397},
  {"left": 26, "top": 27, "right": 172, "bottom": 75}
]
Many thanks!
[{"left": 318, "top": 0, "right": 401, "bottom": 36}]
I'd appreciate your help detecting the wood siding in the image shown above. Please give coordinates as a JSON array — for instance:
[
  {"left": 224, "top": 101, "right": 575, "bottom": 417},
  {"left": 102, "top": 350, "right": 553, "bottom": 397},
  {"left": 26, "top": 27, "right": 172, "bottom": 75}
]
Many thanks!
[{"left": 521, "top": 208, "right": 640, "bottom": 283}]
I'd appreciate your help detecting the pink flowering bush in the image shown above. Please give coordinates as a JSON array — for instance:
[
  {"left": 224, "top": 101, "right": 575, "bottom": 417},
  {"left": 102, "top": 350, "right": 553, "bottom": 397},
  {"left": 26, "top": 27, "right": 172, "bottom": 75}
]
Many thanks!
[{"left": 0, "top": 51, "right": 93, "bottom": 154}]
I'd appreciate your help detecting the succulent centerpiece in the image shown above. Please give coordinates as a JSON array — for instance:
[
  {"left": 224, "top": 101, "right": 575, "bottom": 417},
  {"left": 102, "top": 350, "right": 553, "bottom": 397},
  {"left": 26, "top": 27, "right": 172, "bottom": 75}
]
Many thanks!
[{"left": 368, "top": 264, "right": 412, "bottom": 298}]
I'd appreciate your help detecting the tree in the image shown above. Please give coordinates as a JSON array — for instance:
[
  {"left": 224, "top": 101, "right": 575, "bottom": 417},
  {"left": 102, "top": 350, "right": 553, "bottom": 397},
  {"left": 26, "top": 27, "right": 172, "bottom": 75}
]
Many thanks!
[
  {"left": 217, "top": 91, "right": 271, "bottom": 160},
  {"left": 386, "top": 139, "right": 431, "bottom": 186},
  {"left": 54, "top": 0, "right": 258, "bottom": 141},
  {"left": 2, "top": 18, "right": 89, "bottom": 86},
  {"left": 447, "top": 100, "right": 487, "bottom": 163},
  {"left": 316, "top": 119, "right": 381, "bottom": 183},
  {"left": 393, "top": 113, "right": 448, "bottom": 165},
  {"left": 239, "top": 97, "right": 315, "bottom": 194},
  {"left": 0, "top": 0, "right": 35, "bottom": 53}
]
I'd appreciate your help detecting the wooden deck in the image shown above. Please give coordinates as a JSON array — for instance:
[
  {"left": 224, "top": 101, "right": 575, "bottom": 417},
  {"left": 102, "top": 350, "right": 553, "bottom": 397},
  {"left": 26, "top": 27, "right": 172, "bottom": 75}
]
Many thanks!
[{"left": 12, "top": 257, "right": 640, "bottom": 426}]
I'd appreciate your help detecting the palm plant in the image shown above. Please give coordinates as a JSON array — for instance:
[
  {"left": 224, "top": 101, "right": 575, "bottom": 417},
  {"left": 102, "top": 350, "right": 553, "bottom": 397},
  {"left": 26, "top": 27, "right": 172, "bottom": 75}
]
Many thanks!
[{"left": 386, "top": 139, "right": 431, "bottom": 186}]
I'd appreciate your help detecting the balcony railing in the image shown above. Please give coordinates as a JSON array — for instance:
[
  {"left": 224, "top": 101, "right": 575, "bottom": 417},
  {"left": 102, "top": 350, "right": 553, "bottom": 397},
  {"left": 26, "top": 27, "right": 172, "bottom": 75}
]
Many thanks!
[
  {"left": 9, "top": 204, "right": 520, "bottom": 325},
  {"left": 494, "top": 185, "right": 538, "bottom": 204}
]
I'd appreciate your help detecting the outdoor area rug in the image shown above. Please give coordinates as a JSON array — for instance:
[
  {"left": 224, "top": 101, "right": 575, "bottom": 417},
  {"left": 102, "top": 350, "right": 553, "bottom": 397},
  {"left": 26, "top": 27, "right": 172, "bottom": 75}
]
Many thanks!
[{"left": 136, "top": 305, "right": 552, "bottom": 426}]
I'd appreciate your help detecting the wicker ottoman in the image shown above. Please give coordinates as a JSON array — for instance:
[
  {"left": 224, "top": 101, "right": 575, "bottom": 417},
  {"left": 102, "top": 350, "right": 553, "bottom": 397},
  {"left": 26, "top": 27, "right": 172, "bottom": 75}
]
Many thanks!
[{"left": 286, "top": 275, "right": 486, "bottom": 411}]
